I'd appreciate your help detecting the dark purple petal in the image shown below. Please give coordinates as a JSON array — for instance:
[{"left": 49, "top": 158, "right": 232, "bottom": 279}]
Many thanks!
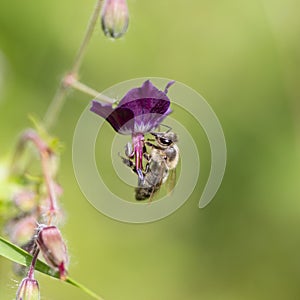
[
  {"left": 90, "top": 100, "right": 114, "bottom": 119},
  {"left": 149, "top": 98, "right": 170, "bottom": 115},
  {"left": 91, "top": 100, "right": 134, "bottom": 134},
  {"left": 119, "top": 80, "right": 171, "bottom": 108},
  {"left": 107, "top": 107, "right": 134, "bottom": 134},
  {"left": 120, "top": 97, "right": 169, "bottom": 118}
]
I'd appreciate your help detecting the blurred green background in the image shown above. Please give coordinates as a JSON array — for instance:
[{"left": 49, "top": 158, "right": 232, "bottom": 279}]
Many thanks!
[{"left": 1, "top": 0, "right": 300, "bottom": 299}]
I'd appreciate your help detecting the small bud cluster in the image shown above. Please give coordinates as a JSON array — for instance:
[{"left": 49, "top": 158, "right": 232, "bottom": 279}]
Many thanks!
[{"left": 1, "top": 128, "right": 69, "bottom": 299}]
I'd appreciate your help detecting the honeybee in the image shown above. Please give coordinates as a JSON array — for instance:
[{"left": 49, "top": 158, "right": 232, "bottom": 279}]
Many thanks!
[{"left": 120, "top": 131, "right": 179, "bottom": 200}]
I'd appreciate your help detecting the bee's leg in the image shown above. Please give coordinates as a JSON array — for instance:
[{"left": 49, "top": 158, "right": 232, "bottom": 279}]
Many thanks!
[
  {"left": 119, "top": 154, "right": 137, "bottom": 174},
  {"left": 144, "top": 161, "right": 150, "bottom": 174},
  {"left": 143, "top": 152, "right": 151, "bottom": 161},
  {"left": 142, "top": 149, "right": 152, "bottom": 174},
  {"left": 124, "top": 142, "right": 134, "bottom": 158},
  {"left": 137, "top": 169, "right": 144, "bottom": 184},
  {"left": 143, "top": 143, "right": 147, "bottom": 154}
]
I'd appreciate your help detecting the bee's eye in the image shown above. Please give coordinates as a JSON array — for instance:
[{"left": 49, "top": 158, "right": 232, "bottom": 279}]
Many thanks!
[{"left": 159, "top": 138, "right": 172, "bottom": 146}]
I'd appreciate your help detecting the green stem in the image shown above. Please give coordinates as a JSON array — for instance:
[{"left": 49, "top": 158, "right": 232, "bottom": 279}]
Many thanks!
[
  {"left": 28, "top": 248, "right": 40, "bottom": 280},
  {"left": 71, "top": 0, "right": 105, "bottom": 74},
  {"left": 43, "top": 81, "right": 69, "bottom": 130},
  {"left": 65, "top": 74, "right": 115, "bottom": 104},
  {"left": 43, "top": 0, "right": 105, "bottom": 130}
]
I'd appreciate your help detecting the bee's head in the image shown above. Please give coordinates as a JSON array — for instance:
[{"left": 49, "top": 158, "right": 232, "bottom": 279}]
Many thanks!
[{"left": 151, "top": 131, "right": 178, "bottom": 147}]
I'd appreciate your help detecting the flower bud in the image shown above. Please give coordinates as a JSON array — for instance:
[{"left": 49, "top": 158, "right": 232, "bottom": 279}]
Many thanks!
[
  {"left": 101, "top": 0, "right": 129, "bottom": 39},
  {"left": 36, "top": 225, "right": 69, "bottom": 280},
  {"left": 16, "top": 277, "right": 40, "bottom": 300}
]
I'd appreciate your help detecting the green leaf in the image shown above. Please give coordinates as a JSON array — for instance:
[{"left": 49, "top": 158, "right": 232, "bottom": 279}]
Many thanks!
[{"left": 0, "top": 236, "right": 105, "bottom": 300}]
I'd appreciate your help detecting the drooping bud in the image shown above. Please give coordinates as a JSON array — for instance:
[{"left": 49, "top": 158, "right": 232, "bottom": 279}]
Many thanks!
[
  {"left": 16, "top": 277, "right": 40, "bottom": 300},
  {"left": 101, "top": 0, "right": 129, "bottom": 39},
  {"left": 36, "top": 225, "right": 69, "bottom": 280}
]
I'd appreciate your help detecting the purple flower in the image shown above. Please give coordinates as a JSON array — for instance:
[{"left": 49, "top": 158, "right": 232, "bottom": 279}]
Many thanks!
[
  {"left": 90, "top": 80, "right": 175, "bottom": 178},
  {"left": 91, "top": 80, "right": 174, "bottom": 135}
]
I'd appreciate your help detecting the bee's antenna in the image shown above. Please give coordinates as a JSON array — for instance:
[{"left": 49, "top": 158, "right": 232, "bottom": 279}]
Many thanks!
[{"left": 159, "top": 124, "right": 172, "bottom": 132}]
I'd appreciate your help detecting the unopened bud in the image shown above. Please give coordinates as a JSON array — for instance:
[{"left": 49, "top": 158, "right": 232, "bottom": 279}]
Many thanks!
[
  {"left": 101, "top": 0, "right": 129, "bottom": 39},
  {"left": 16, "top": 277, "right": 40, "bottom": 300},
  {"left": 36, "top": 225, "right": 69, "bottom": 280}
]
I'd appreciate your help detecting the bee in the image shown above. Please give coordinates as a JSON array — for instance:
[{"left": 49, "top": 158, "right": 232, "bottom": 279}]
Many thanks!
[{"left": 120, "top": 131, "right": 179, "bottom": 201}]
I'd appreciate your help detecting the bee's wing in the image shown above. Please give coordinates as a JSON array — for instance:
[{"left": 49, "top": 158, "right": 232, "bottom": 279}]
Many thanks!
[
  {"left": 145, "top": 158, "right": 170, "bottom": 202},
  {"left": 148, "top": 166, "right": 167, "bottom": 202},
  {"left": 148, "top": 186, "right": 159, "bottom": 203},
  {"left": 165, "top": 167, "right": 176, "bottom": 196}
]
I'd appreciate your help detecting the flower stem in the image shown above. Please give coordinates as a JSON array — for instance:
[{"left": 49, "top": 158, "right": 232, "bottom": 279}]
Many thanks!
[
  {"left": 43, "top": 81, "right": 68, "bottom": 131},
  {"left": 71, "top": 0, "right": 105, "bottom": 75},
  {"left": 43, "top": 0, "right": 105, "bottom": 130},
  {"left": 27, "top": 248, "right": 40, "bottom": 280},
  {"left": 63, "top": 73, "right": 114, "bottom": 103}
]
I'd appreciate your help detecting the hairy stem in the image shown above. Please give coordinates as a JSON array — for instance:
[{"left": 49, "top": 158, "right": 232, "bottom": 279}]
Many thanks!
[
  {"left": 43, "top": 0, "right": 105, "bottom": 130},
  {"left": 63, "top": 73, "right": 114, "bottom": 102},
  {"left": 71, "top": 0, "right": 105, "bottom": 74},
  {"left": 43, "top": 81, "right": 69, "bottom": 131},
  {"left": 27, "top": 248, "right": 40, "bottom": 279}
]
